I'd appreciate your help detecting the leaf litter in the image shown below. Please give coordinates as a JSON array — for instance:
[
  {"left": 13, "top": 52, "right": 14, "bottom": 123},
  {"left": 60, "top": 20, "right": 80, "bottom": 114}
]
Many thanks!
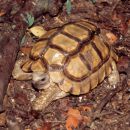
[{"left": 1, "top": 0, "right": 130, "bottom": 130}]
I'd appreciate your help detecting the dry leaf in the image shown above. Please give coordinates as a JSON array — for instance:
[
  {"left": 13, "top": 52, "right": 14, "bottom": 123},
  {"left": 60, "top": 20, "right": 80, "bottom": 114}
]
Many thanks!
[
  {"left": 67, "top": 108, "right": 82, "bottom": 120},
  {"left": 20, "top": 46, "right": 32, "bottom": 55},
  {"left": 112, "top": 12, "right": 118, "bottom": 21},
  {"left": 29, "top": 26, "right": 47, "bottom": 37},
  {"left": 54, "top": 16, "right": 64, "bottom": 24},
  {"left": 42, "top": 122, "right": 51, "bottom": 130},
  {"left": 0, "top": 10, "right": 6, "bottom": 16},
  {"left": 79, "top": 106, "right": 92, "bottom": 125},
  {"left": 106, "top": 32, "right": 117, "bottom": 44},
  {"left": 66, "top": 108, "right": 82, "bottom": 130},
  {"left": 37, "top": 128, "right": 43, "bottom": 130},
  {"left": 128, "top": 19, "right": 130, "bottom": 25},
  {"left": 66, "top": 116, "right": 79, "bottom": 130},
  {"left": 79, "top": 105, "right": 92, "bottom": 112},
  {"left": 36, "top": 122, "right": 51, "bottom": 130},
  {"left": 83, "top": 116, "right": 91, "bottom": 124},
  {"left": 0, "top": 113, "right": 6, "bottom": 126}
]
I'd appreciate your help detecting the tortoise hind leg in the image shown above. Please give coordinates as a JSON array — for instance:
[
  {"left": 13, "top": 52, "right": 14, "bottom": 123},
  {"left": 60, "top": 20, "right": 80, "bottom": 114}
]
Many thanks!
[{"left": 108, "top": 60, "right": 120, "bottom": 86}]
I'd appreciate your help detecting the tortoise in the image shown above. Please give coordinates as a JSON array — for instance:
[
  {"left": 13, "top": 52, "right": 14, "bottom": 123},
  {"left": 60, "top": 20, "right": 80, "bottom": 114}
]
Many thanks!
[{"left": 12, "top": 19, "right": 120, "bottom": 111}]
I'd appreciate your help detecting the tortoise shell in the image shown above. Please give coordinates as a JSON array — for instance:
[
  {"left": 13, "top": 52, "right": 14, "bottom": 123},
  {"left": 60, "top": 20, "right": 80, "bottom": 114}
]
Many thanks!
[{"left": 21, "top": 19, "right": 118, "bottom": 95}]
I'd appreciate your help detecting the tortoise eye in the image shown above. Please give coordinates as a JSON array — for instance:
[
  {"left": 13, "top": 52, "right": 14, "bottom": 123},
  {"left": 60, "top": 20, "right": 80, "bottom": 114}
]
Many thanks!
[
  {"left": 41, "top": 77, "right": 46, "bottom": 81},
  {"left": 32, "top": 72, "right": 50, "bottom": 90}
]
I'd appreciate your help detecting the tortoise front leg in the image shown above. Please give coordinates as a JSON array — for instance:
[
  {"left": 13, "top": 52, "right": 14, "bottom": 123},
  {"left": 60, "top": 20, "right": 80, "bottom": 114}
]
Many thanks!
[
  {"left": 12, "top": 60, "right": 69, "bottom": 111},
  {"left": 32, "top": 84, "right": 69, "bottom": 111}
]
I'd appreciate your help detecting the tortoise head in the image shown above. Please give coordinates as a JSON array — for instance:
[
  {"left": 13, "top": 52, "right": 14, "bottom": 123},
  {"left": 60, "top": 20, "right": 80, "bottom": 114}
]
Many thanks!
[
  {"left": 12, "top": 58, "right": 51, "bottom": 90},
  {"left": 32, "top": 71, "right": 50, "bottom": 90}
]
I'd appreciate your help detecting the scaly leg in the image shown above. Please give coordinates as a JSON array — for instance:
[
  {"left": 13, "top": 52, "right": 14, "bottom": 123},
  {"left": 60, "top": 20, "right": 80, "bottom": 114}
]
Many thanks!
[
  {"left": 108, "top": 60, "right": 120, "bottom": 86},
  {"left": 32, "top": 84, "right": 69, "bottom": 111}
]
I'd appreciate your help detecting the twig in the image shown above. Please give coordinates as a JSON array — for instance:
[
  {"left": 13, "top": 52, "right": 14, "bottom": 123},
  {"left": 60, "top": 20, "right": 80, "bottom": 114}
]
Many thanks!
[{"left": 92, "top": 75, "right": 127, "bottom": 119}]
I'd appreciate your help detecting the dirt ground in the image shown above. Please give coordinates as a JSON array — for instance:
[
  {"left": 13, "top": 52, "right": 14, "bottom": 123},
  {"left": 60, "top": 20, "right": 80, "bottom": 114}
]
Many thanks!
[{"left": 0, "top": 0, "right": 130, "bottom": 130}]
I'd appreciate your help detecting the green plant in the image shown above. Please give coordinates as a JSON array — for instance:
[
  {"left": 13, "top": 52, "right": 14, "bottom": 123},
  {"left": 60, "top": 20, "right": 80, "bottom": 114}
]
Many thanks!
[
  {"left": 66, "top": 0, "right": 72, "bottom": 15},
  {"left": 20, "top": 35, "right": 26, "bottom": 45},
  {"left": 91, "top": 0, "right": 96, "bottom": 4},
  {"left": 23, "top": 13, "right": 34, "bottom": 27}
]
